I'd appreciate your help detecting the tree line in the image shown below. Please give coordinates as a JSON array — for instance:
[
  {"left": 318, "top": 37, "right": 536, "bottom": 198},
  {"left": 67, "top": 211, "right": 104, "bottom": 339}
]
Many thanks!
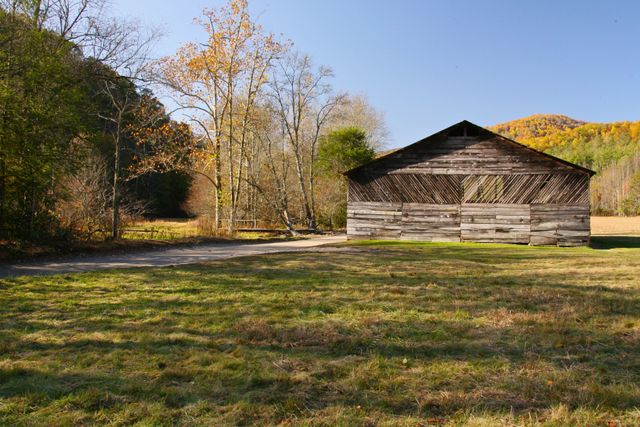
[{"left": 0, "top": 0, "right": 385, "bottom": 242}]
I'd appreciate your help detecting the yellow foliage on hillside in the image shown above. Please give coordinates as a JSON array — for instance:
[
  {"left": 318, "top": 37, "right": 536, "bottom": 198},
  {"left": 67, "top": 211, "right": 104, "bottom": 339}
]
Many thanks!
[
  {"left": 489, "top": 114, "right": 585, "bottom": 143},
  {"left": 489, "top": 114, "right": 640, "bottom": 153}
]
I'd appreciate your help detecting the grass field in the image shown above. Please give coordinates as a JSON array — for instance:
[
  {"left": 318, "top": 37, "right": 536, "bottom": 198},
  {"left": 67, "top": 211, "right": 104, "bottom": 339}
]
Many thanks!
[
  {"left": 120, "top": 219, "right": 203, "bottom": 240},
  {"left": 1, "top": 240, "right": 639, "bottom": 425}
]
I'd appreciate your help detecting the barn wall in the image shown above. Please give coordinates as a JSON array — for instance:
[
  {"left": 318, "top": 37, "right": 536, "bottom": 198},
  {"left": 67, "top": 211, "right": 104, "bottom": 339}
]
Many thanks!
[
  {"left": 530, "top": 204, "right": 590, "bottom": 246},
  {"left": 348, "top": 173, "right": 590, "bottom": 205},
  {"left": 401, "top": 204, "right": 460, "bottom": 242},
  {"left": 361, "top": 136, "right": 576, "bottom": 176},
  {"left": 346, "top": 202, "right": 402, "bottom": 240},
  {"left": 346, "top": 132, "right": 592, "bottom": 246},
  {"left": 347, "top": 202, "right": 590, "bottom": 245},
  {"left": 460, "top": 204, "right": 530, "bottom": 244},
  {"left": 347, "top": 202, "right": 460, "bottom": 242}
]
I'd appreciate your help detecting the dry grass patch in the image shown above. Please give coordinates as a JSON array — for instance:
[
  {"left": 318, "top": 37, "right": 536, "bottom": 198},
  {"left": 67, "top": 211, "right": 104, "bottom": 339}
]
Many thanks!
[{"left": 592, "top": 216, "right": 640, "bottom": 235}]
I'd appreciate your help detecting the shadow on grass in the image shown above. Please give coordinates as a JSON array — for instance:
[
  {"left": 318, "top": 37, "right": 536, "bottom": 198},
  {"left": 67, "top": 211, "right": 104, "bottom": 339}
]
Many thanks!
[
  {"left": 591, "top": 235, "right": 640, "bottom": 249},
  {"left": 1, "top": 244, "right": 639, "bottom": 423}
]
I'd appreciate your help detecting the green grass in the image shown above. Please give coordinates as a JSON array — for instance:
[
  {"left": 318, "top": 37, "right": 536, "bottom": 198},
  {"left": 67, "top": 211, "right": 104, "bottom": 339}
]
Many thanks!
[{"left": 1, "top": 241, "right": 639, "bottom": 425}]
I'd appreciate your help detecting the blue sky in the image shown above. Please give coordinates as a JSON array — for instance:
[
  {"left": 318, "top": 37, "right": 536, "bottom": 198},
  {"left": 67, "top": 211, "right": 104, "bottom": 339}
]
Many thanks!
[{"left": 113, "top": 0, "right": 640, "bottom": 148}]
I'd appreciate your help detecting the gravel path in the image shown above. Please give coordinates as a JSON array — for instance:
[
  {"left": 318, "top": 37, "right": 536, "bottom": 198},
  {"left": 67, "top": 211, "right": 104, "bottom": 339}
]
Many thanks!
[{"left": 0, "top": 235, "right": 346, "bottom": 278}]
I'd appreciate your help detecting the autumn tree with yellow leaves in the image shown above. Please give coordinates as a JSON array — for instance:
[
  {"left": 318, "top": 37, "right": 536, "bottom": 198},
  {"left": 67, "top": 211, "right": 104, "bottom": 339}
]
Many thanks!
[
  {"left": 141, "top": 0, "right": 384, "bottom": 233},
  {"left": 156, "top": 0, "right": 283, "bottom": 231}
]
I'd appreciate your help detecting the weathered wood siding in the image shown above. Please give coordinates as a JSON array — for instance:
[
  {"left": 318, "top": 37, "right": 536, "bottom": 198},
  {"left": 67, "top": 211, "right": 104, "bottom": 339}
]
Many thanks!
[
  {"left": 347, "top": 202, "right": 460, "bottom": 242},
  {"left": 346, "top": 202, "right": 402, "bottom": 239},
  {"left": 359, "top": 136, "right": 576, "bottom": 176},
  {"left": 346, "top": 124, "right": 593, "bottom": 246},
  {"left": 349, "top": 173, "right": 589, "bottom": 205},
  {"left": 530, "top": 204, "right": 590, "bottom": 246},
  {"left": 349, "top": 174, "right": 462, "bottom": 204},
  {"left": 401, "top": 204, "right": 460, "bottom": 242},
  {"left": 348, "top": 201, "right": 590, "bottom": 245},
  {"left": 460, "top": 204, "right": 530, "bottom": 244}
]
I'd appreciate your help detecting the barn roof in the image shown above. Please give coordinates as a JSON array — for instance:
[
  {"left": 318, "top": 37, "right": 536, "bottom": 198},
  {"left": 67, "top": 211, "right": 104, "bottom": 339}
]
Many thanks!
[{"left": 344, "top": 120, "right": 596, "bottom": 176}]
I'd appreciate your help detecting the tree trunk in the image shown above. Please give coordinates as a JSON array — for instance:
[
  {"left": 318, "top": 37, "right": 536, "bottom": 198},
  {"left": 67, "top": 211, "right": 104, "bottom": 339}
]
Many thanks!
[
  {"left": 292, "top": 149, "right": 315, "bottom": 230},
  {"left": 308, "top": 149, "right": 317, "bottom": 231},
  {"left": 214, "top": 138, "right": 222, "bottom": 230},
  {"left": 111, "top": 132, "right": 121, "bottom": 239},
  {"left": 28, "top": 185, "right": 37, "bottom": 239},
  {"left": 32, "top": 0, "right": 42, "bottom": 28},
  {"left": 227, "top": 151, "right": 237, "bottom": 232},
  {"left": 228, "top": 204, "right": 236, "bottom": 234},
  {"left": 0, "top": 152, "right": 5, "bottom": 238},
  {"left": 281, "top": 209, "right": 298, "bottom": 235},
  {"left": 252, "top": 181, "right": 258, "bottom": 228}
]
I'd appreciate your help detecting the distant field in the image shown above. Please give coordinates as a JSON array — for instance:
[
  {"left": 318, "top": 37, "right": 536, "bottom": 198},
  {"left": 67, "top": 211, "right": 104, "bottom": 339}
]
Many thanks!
[
  {"left": 120, "top": 218, "right": 201, "bottom": 240},
  {"left": 592, "top": 216, "right": 640, "bottom": 235},
  {"left": 1, "top": 239, "right": 639, "bottom": 425}
]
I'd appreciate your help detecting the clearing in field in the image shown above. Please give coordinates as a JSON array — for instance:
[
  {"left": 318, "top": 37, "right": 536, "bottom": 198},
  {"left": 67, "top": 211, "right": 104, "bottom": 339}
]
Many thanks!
[{"left": 1, "top": 240, "right": 639, "bottom": 425}]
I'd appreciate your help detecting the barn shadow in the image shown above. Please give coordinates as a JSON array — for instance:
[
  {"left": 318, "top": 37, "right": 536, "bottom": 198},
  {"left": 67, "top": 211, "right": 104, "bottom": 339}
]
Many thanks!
[{"left": 590, "top": 235, "right": 640, "bottom": 249}]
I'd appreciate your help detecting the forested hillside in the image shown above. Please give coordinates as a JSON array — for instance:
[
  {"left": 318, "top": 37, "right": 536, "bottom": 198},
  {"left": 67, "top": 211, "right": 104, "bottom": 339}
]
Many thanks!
[
  {"left": 489, "top": 115, "right": 640, "bottom": 215},
  {"left": 0, "top": 3, "right": 194, "bottom": 241},
  {"left": 490, "top": 114, "right": 586, "bottom": 141}
]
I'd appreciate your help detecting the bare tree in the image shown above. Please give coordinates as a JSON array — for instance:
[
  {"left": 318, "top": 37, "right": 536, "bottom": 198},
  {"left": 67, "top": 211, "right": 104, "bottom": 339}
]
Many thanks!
[
  {"left": 57, "top": 150, "right": 111, "bottom": 239},
  {"left": 329, "top": 94, "right": 389, "bottom": 150},
  {"left": 93, "top": 21, "right": 160, "bottom": 239},
  {"left": 269, "top": 52, "right": 344, "bottom": 230},
  {"left": 243, "top": 103, "right": 298, "bottom": 233}
]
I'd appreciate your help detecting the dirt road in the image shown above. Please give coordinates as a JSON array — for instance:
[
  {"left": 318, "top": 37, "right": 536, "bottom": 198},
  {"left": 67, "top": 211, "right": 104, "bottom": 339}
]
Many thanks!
[{"left": 0, "top": 235, "right": 346, "bottom": 278}]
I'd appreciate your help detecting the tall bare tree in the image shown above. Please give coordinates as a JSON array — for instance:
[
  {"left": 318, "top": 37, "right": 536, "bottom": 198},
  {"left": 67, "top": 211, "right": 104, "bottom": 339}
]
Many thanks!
[
  {"left": 243, "top": 103, "right": 298, "bottom": 232},
  {"left": 269, "top": 52, "right": 344, "bottom": 230},
  {"left": 93, "top": 21, "right": 160, "bottom": 238}
]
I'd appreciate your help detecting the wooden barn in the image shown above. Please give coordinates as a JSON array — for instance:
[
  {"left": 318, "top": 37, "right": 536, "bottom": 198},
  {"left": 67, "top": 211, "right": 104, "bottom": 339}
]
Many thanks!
[{"left": 345, "top": 120, "right": 595, "bottom": 246}]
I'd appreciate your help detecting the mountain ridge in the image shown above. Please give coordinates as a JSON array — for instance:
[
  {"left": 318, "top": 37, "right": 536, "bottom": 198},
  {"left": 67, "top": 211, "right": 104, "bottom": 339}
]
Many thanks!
[{"left": 489, "top": 114, "right": 586, "bottom": 141}]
